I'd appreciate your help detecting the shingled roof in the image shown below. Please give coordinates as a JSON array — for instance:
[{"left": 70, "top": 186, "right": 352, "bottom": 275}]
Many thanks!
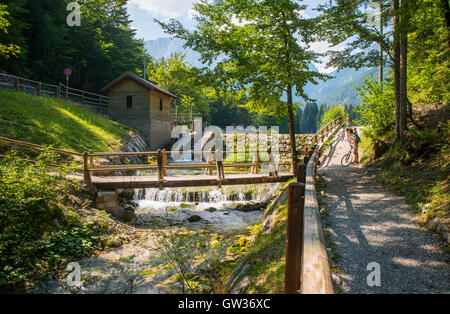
[{"left": 101, "top": 72, "right": 177, "bottom": 99}]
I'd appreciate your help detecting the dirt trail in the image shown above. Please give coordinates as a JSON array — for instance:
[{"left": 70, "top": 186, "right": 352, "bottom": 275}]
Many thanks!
[{"left": 318, "top": 131, "right": 450, "bottom": 294}]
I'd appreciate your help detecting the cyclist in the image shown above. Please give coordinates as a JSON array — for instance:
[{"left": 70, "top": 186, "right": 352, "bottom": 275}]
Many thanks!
[
  {"left": 349, "top": 129, "right": 359, "bottom": 164},
  {"left": 345, "top": 118, "right": 352, "bottom": 141}
]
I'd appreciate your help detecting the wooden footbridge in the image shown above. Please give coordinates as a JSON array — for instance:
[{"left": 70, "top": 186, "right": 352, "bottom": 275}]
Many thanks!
[
  {"left": 81, "top": 119, "right": 341, "bottom": 190},
  {"left": 0, "top": 119, "right": 342, "bottom": 190}
]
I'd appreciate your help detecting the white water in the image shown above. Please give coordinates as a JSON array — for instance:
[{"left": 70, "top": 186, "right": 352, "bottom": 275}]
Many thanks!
[{"left": 134, "top": 184, "right": 279, "bottom": 232}]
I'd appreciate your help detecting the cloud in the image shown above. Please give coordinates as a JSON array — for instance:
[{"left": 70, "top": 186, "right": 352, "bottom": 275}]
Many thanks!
[{"left": 129, "top": 0, "right": 195, "bottom": 18}]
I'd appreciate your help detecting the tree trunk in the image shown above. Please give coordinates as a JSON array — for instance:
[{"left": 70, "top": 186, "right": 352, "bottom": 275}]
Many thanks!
[
  {"left": 442, "top": 0, "right": 450, "bottom": 48},
  {"left": 393, "top": 0, "right": 403, "bottom": 142},
  {"left": 399, "top": 0, "right": 408, "bottom": 139},
  {"left": 399, "top": 22, "right": 408, "bottom": 137},
  {"left": 287, "top": 85, "right": 298, "bottom": 175},
  {"left": 379, "top": 5, "right": 384, "bottom": 85}
]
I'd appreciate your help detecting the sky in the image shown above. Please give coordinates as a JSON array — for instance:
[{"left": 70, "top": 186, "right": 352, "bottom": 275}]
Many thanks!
[{"left": 126, "top": 0, "right": 335, "bottom": 73}]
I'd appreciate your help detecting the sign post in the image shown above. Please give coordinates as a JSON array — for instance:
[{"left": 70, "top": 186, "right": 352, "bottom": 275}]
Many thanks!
[{"left": 64, "top": 68, "right": 72, "bottom": 100}]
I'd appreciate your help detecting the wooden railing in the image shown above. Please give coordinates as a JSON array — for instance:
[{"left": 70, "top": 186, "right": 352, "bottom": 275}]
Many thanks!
[
  {"left": 0, "top": 136, "right": 83, "bottom": 157},
  {"left": 171, "top": 111, "right": 203, "bottom": 123},
  {"left": 58, "top": 83, "right": 109, "bottom": 110},
  {"left": 83, "top": 148, "right": 293, "bottom": 190},
  {"left": 0, "top": 73, "right": 59, "bottom": 98},
  {"left": 0, "top": 73, "right": 109, "bottom": 110},
  {"left": 284, "top": 117, "right": 343, "bottom": 294}
]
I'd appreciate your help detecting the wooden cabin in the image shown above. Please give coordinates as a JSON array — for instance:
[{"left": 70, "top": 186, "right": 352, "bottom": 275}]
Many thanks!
[{"left": 101, "top": 72, "right": 177, "bottom": 150}]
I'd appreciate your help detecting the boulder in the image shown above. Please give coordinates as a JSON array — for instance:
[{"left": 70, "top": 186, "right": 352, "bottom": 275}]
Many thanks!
[
  {"left": 187, "top": 215, "right": 202, "bottom": 223},
  {"left": 119, "top": 210, "right": 138, "bottom": 223}
]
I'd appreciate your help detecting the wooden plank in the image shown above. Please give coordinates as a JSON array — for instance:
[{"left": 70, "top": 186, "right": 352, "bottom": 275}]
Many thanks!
[
  {"left": 300, "top": 147, "right": 334, "bottom": 294},
  {"left": 90, "top": 173, "right": 293, "bottom": 189}
]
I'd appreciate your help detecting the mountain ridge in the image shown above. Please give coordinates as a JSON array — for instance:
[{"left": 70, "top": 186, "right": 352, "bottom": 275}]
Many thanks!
[{"left": 145, "top": 37, "right": 378, "bottom": 106}]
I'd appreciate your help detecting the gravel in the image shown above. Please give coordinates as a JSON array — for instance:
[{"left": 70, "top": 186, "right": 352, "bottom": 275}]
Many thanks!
[{"left": 318, "top": 132, "right": 450, "bottom": 294}]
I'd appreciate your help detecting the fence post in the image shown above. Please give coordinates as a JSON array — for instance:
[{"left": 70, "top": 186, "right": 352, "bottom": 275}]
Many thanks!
[
  {"left": 296, "top": 163, "right": 306, "bottom": 184},
  {"left": 157, "top": 149, "right": 164, "bottom": 190},
  {"left": 284, "top": 182, "right": 305, "bottom": 294},
  {"left": 162, "top": 149, "right": 167, "bottom": 176},
  {"left": 216, "top": 160, "right": 224, "bottom": 187},
  {"left": 37, "top": 83, "right": 41, "bottom": 96},
  {"left": 252, "top": 150, "right": 260, "bottom": 174},
  {"left": 83, "top": 152, "right": 93, "bottom": 193}
]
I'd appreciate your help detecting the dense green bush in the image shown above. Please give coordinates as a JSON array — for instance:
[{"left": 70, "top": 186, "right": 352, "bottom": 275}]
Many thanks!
[
  {"left": 0, "top": 149, "right": 105, "bottom": 287},
  {"left": 319, "top": 105, "right": 346, "bottom": 128},
  {"left": 355, "top": 76, "right": 395, "bottom": 136}
]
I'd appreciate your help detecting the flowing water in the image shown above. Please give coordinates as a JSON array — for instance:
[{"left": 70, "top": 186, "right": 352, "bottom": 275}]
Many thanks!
[{"left": 134, "top": 183, "right": 279, "bottom": 233}]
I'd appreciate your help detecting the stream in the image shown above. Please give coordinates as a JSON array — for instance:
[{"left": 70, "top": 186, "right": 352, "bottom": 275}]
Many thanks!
[{"left": 35, "top": 182, "right": 280, "bottom": 294}]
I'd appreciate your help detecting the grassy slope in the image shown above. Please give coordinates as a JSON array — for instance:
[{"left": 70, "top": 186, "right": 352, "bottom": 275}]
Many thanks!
[
  {"left": 223, "top": 181, "right": 293, "bottom": 294},
  {"left": 0, "top": 90, "right": 135, "bottom": 153}
]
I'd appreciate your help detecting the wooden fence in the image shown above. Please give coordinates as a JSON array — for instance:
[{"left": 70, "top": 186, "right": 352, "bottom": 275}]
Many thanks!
[
  {"left": 0, "top": 73, "right": 109, "bottom": 113},
  {"left": 284, "top": 117, "right": 343, "bottom": 294}
]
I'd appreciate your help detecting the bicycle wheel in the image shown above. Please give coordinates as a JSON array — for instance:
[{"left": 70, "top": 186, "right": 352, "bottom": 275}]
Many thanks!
[{"left": 341, "top": 152, "right": 352, "bottom": 167}]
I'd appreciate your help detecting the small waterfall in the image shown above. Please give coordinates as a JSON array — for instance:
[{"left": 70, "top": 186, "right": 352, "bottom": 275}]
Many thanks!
[{"left": 135, "top": 183, "right": 279, "bottom": 204}]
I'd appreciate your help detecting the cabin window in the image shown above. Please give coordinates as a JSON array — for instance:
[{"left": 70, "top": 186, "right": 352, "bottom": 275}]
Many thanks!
[
  {"left": 126, "top": 95, "right": 133, "bottom": 108},
  {"left": 160, "top": 99, "right": 163, "bottom": 111}
]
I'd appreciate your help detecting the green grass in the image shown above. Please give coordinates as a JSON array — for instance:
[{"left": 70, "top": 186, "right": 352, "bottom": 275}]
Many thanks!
[
  {"left": 0, "top": 90, "right": 135, "bottom": 153},
  {"left": 225, "top": 180, "right": 294, "bottom": 294}
]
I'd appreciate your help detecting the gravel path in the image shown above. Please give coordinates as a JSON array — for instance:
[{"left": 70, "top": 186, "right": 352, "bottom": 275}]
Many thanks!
[{"left": 318, "top": 130, "right": 450, "bottom": 294}]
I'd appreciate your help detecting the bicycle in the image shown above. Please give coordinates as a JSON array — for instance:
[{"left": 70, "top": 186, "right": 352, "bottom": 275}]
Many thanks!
[{"left": 341, "top": 141, "right": 355, "bottom": 167}]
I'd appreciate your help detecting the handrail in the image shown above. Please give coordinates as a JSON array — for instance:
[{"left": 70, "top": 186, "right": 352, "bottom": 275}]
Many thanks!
[
  {"left": 0, "top": 72, "right": 108, "bottom": 108},
  {"left": 300, "top": 144, "right": 334, "bottom": 294},
  {"left": 284, "top": 117, "right": 342, "bottom": 294},
  {"left": 0, "top": 136, "right": 83, "bottom": 157}
]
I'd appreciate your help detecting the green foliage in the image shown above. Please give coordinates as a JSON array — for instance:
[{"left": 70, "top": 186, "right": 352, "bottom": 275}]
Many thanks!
[
  {"left": 0, "top": 149, "right": 106, "bottom": 287},
  {"left": 300, "top": 102, "right": 319, "bottom": 134},
  {"left": 157, "top": 0, "right": 327, "bottom": 144},
  {"left": 0, "top": 0, "right": 146, "bottom": 92},
  {"left": 0, "top": 90, "right": 133, "bottom": 153},
  {"left": 151, "top": 227, "right": 225, "bottom": 294},
  {"left": 320, "top": 105, "right": 346, "bottom": 128},
  {"left": 407, "top": 0, "right": 450, "bottom": 106},
  {"left": 317, "top": 0, "right": 392, "bottom": 70},
  {"left": 355, "top": 76, "right": 395, "bottom": 135},
  {"left": 0, "top": 4, "right": 21, "bottom": 58},
  {"left": 147, "top": 53, "right": 214, "bottom": 121}
]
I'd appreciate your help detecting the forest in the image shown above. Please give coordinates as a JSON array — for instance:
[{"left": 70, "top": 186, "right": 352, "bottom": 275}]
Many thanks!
[{"left": 0, "top": 0, "right": 363, "bottom": 133}]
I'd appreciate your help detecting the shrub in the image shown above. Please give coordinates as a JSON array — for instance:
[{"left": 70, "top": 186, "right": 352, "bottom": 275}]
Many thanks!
[
  {"left": 320, "top": 105, "right": 346, "bottom": 128},
  {"left": 0, "top": 149, "right": 104, "bottom": 287},
  {"left": 355, "top": 76, "right": 395, "bottom": 136}
]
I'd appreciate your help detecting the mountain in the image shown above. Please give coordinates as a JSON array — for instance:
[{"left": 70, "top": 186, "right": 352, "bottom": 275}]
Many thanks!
[
  {"left": 144, "top": 37, "right": 379, "bottom": 106},
  {"left": 145, "top": 37, "right": 205, "bottom": 68},
  {"left": 302, "top": 67, "right": 380, "bottom": 106}
]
